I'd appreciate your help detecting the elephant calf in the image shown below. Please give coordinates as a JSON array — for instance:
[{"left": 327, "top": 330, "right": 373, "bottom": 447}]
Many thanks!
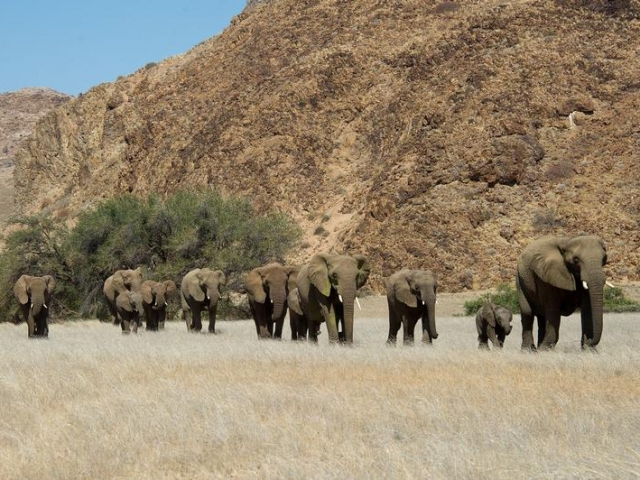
[{"left": 476, "top": 302, "right": 513, "bottom": 349}]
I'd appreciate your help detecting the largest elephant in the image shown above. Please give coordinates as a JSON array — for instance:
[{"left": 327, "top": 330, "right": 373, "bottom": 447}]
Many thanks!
[
  {"left": 516, "top": 235, "right": 607, "bottom": 351},
  {"left": 297, "top": 253, "right": 370, "bottom": 344},
  {"left": 103, "top": 267, "right": 144, "bottom": 325},
  {"left": 244, "top": 263, "right": 299, "bottom": 339},
  {"left": 181, "top": 268, "right": 226, "bottom": 333},
  {"left": 14, "top": 275, "right": 56, "bottom": 338}
]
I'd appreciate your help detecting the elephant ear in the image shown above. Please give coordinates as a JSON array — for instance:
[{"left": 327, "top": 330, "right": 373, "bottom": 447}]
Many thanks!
[
  {"left": 529, "top": 237, "right": 576, "bottom": 291},
  {"left": 116, "top": 292, "right": 135, "bottom": 312},
  {"left": 44, "top": 275, "right": 56, "bottom": 294},
  {"left": 111, "top": 271, "right": 127, "bottom": 292},
  {"left": 244, "top": 269, "right": 267, "bottom": 304},
  {"left": 307, "top": 254, "right": 331, "bottom": 297},
  {"left": 285, "top": 266, "right": 300, "bottom": 292},
  {"left": 13, "top": 275, "right": 30, "bottom": 305},
  {"left": 354, "top": 254, "right": 371, "bottom": 289},
  {"left": 215, "top": 271, "right": 226, "bottom": 290},
  {"left": 394, "top": 273, "right": 417, "bottom": 308},
  {"left": 164, "top": 280, "right": 177, "bottom": 296},
  {"left": 141, "top": 281, "right": 154, "bottom": 305},
  {"left": 188, "top": 270, "right": 206, "bottom": 303},
  {"left": 481, "top": 302, "right": 496, "bottom": 327},
  {"left": 288, "top": 288, "right": 304, "bottom": 316}
]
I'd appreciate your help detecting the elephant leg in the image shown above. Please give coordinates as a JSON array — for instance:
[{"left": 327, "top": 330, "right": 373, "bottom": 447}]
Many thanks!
[
  {"left": 183, "top": 309, "right": 193, "bottom": 331},
  {"left": 497, "top": 331, "right": 505, "bottom": 348},
  {"left": 487, "top": 326, "right": 499, "bottom": 348},
  {"left": 521, "top": 312, "right": 536, "bottom": 351},
  {"left": 208, "top": 304, "right": 217, "bottom": 334},
  {"left": 478, "top": 333, "right": 489, "bottom": 349},
  {"left": 290, "top": 314, "right": 298, "bottom": 341},
  {"left": 308, "top": 321, "right": 319, "bottom": 343},
  {"left": 386, "top": 306, "right": 401, "bottom": 345},
  {"left": 27, "top": 312, "right": 36, "bottom": 338},
  {"left": 539, "top": 313, "right": 560, "bottom": 350},
  {"left": 536, "top": 315, "right": 547, "bottom": 348},
  {"left": 121, "top": 320, "right": 131, "bottom": 334},
  {"left": 192, "top": 308, "right": 202, "bottom": 332},
  {"left": 107, "top": 299, "right": 121, "bottom": 325}
]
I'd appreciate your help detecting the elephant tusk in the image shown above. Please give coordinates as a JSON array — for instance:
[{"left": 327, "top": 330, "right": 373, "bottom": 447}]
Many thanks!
[
  {"left": 355, "top": 297, "right": 362, "bottom": 311},
  {"left": 338, "top": 294, "right": 343, "bottom": 303},
  {"left": 606, "top": 281, "right": 615, "bottom": 288},
  {"left": 164, "top": 301, "right": 168, "bottom": 307},
  {"left": 30, "top": 302, "right": 33, "bottom": 310},
  {"left": 582, "top": 280, "right": 589, "bottom": 290},
  {"left": 206, "top": 295, "right": 211, "bottom": 301},
  {"left": 43, "top": 303, "right": 48, "bottom": 309},
  {"left": 435, "top": 299, "right": 438, "bottom": 305}
]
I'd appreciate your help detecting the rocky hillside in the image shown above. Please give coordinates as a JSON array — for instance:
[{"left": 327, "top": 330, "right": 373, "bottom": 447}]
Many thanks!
[
  {"left": 0, "top": 88, "right": 71, "bottom": 223},
  {"left": 13, "top": 0, "right": 640, "bottom": 291}
]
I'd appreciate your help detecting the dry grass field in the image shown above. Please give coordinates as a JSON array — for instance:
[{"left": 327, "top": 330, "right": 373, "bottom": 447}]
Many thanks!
[{"left": 1, "top": 300, "right": 639, "bottom": 479}]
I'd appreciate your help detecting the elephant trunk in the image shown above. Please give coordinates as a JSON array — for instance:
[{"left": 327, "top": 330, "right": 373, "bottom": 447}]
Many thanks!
[
  {"left": 270, "top": 285, "right": 288, "bottom": 322},
  {"left": 583, "top": 266, "right": 605, "bottom": 347},
  {"left": 340, "top": 286, "right": 357, "bottom": 344},
  {"left": 421, "top": 289, "right": 438, "bottom": 340}
]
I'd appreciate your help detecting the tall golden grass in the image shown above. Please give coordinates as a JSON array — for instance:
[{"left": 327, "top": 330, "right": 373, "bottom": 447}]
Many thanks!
[{"left": 1, "top": 307, "right": 639, "bottom": 479}]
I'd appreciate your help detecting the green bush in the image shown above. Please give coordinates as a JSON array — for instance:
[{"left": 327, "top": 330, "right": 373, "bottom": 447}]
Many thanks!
[
  {"left": 463, "top": 283, "right": 520, "bottom": 316},
  {"left": 0, "top": 190, "right": 301, "bottom": 322},
  {"left": 603, "top": 287, "right": 640, "bottom": 313},
  {"left": 463, "top": 283, "right": 640, "bottom": 316}
]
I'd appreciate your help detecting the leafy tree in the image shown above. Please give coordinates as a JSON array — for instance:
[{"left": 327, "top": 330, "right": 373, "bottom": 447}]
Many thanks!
[{"left": 0, "top": 190, "right": 301, "bottom": 322}]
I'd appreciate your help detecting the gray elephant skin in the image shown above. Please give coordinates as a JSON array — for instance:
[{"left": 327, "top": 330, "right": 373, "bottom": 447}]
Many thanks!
[
  {"left": 103, "top": 267, "right": 144, "bottom": 325},
  {"left": 141, "top": 280, "right": 177, "bottom": 331},
  {"left": 386, "top": 269, "right": 438, "bottom": 345},
  {"left": 476, "top": 301, "right": 512, "bottom": 349},
  {"left": 296, "top": 253, "right": 370, "bottom": 344},
  {"left": 244, "top": 263, "right": 299, "bottom": 339},
  {"left": 516, "top": 235, "right": 607, "bottom": 350},
  {"left": 116, "top": 291, "right": 144, "bottom": 334},
  {"left": 181, "top": 268, "right": 226, "bottom": 333},
  {"left": 13, "top": 275, "right": 56, "bottom": 338}
]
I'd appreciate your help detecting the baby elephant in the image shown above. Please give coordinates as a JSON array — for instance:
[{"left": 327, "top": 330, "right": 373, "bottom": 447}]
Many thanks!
[{"left": 476, "top": 302, "right": 513, "bottom": 349}]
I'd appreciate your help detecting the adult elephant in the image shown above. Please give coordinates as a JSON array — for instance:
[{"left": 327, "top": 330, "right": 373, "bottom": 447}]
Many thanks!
[
  {"left": 103, "top": 267, "right": 143, "bottom": 325},
  {"left": 181, "top": 268, "right": 226, "bottom": 333},
  {"left": 116, "top": 291, "right": 144, "bottom": 334},
  {"left": 516, "top": 235, "right": 607, "bottom": 351},
  {"left": 244, "top": 263, "right": 299, "bottom": 339},
  {"left": 297, "top": 253, "right": 370, "bottom": 344},
  {"left": 386, "top": 269, "right": 438, "bottom": 345},
  {"left": 13, "top": 275, "right": 56, "bottom": 338},
  {"left": 288, "top": 287, "right": 309, "bottom": 340},
  {"left": 140, "top": 280, "right": 177, "bottom": 331}
]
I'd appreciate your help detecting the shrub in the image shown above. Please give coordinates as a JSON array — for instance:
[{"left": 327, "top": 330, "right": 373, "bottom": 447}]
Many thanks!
[
  {"left": 463, "top": 283, "right": 520, "bottom": 316},
  {"left": 0, "top": 190, "right": 301, "bottom": 322},
  {"left": 603, "top": 287, "right": 640, "bottom": 313},
  {"left": 463, "top": 284, "right": 640, "bottom": 315}
]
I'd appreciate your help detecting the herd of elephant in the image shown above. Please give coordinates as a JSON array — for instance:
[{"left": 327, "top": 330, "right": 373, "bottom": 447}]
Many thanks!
[{"left": 13, "top": 234, "right": 609, "bottom": 351}]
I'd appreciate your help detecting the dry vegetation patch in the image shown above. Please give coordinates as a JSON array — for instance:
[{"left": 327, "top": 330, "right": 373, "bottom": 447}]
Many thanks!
[{"left": 1, "top": 311, "right": 639, "bottom": 479}]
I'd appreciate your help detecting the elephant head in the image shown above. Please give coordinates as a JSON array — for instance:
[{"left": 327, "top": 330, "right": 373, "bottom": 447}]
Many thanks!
[
  {"left": 306, "top": 253, "right": 370, "bottom": 343},
  {"left": 480, "top": 302, "right": 513, "bottom": 335},
  {"left": 141, "top": 280, "right": 177, "bottom": 310},
  {"left": 111, "top": 267, "right": 144, "bottom": 294},
  {"left": 183, "top": 268, "right": 226, "bottom": 307},
  {"left": 13, "top": 275, "right": 56, "bottom": 337},
  {"left": 244, "top": 263, "right": 299, "bottom": 324},
  {"left": 521, "top": 234, "right": 607, "bottom": 348},
  {"left": 388, "top": 269, "right": 438, "bottom": 340}
]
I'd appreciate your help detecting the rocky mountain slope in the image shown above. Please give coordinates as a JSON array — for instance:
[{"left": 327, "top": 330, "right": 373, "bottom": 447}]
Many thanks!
[
  {"left": 0, "top": 88, "right": 70, "bottom": 223},
  {"left": 13, "top": 0, "right": 640, "bottom": 291}
]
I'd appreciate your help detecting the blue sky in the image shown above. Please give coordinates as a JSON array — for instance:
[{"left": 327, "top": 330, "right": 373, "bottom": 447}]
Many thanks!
[{"left": 0, "top": 1, "right": 247, "bottom": 96}]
